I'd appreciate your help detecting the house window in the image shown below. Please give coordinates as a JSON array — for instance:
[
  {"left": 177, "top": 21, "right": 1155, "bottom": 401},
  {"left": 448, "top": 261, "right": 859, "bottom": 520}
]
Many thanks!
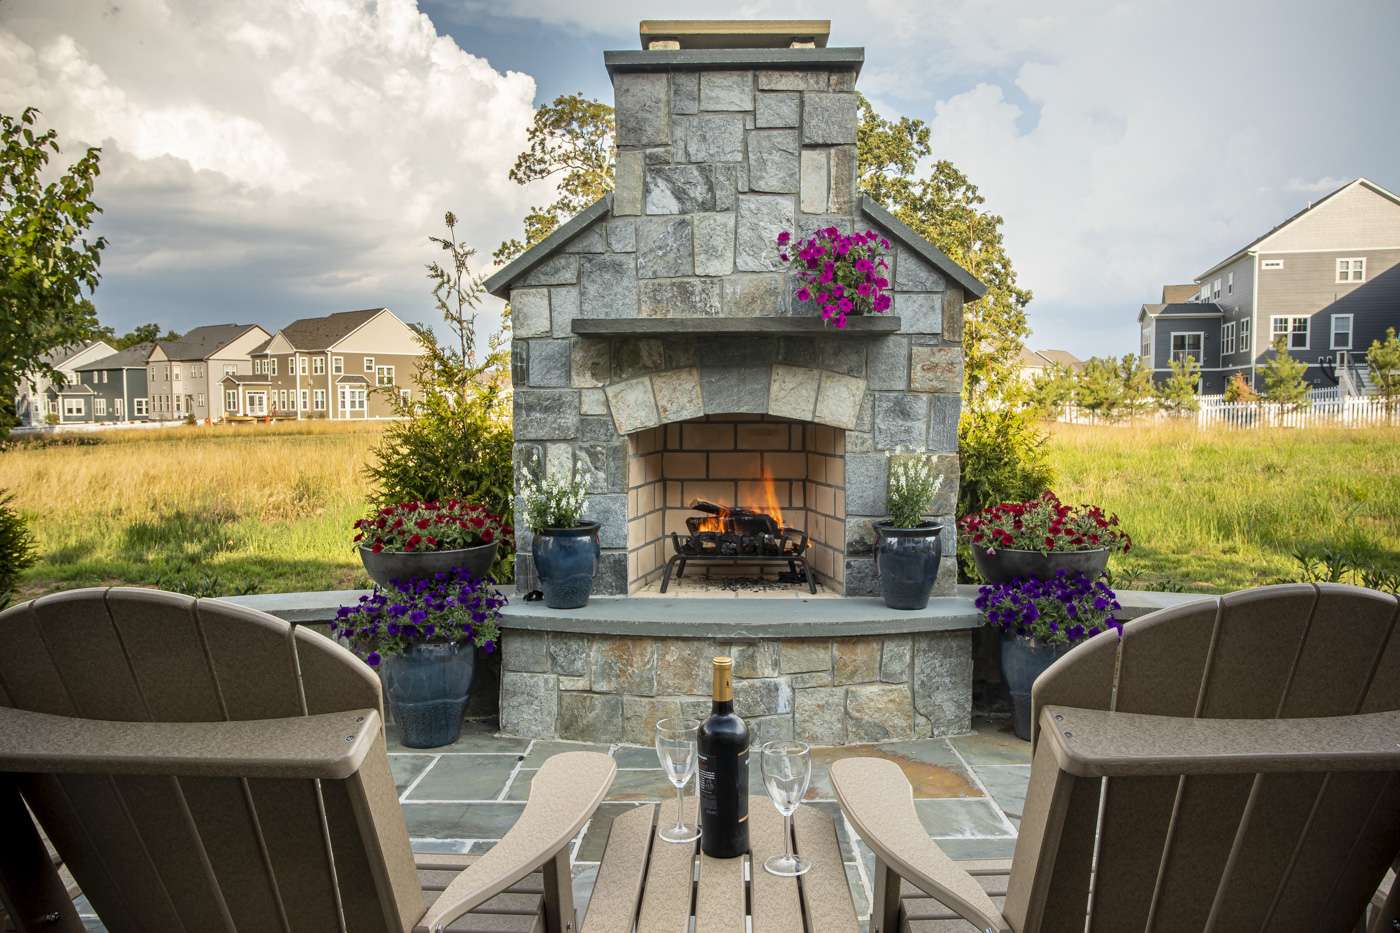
[
  {"left": 1212, "top": 278, "right": 1222, "bottom": 300},
  {"left": 313, "top": 389, "right": 326, "bottom": 411},
  {"left": 375, "top": 365, "right": 395, "bottom": 387},
  {"left": 1331, "top": 314, "right": 1353, "bottom": 350},
  {"left": 226, "top": 390, "right": 238, "bottom": 411},
  {"left": 1141, "top": 329, "right": 1151, "bottom": 363},
  {"left": 48, "top": 399, "right": 58, "bottom": 415},
  {"left": 1271, "top": 315, "right": 1309, "bottom": 350},
  {"left": 172, "top": 365, "right": 181, "bottom": 381},
  {"left": 270, "top": 358, "right": 278, "bottom": 377},
  {"left": 62, "top": 397, "right": 85, "bottom": 417},
  {"left": 1198, "top": 285, "right": 1209, "bottom": 302},
  {"left": 115, "top": 399, "right": 124, "bottom": 418},
  {"left": 1336, "top": 257, "right": 1366, "bottom": 283},
  {"left": 339, "top": 387, "right": 367, "bottom": 412},
  {"left": 332, "top": 356, "right": 343, "bottom": 374},
  {"left": 254, "top": 358, "right": 265, "bottom": 375},
  {"left": 299, "top": 389, "right": 309, "bottom": 409},
  {"left": 1262, "top": 259, "right": 1284, "bottom": 270},
  {"left": 1227, "top": 271, "right": 1234, "bottom": 295},
  {"left": 1239, "top": 318, "right": 1251, "bottom": 354},
  {"left": 1170, "top": 332, "right": 1203, "bottom": 364},
  {"left": 224, "top": 365, "right": 236, "bottom": 377},
  {"left": 100, "top": 371, "right": 108, "bottom": 384},
  {"left": 299, "top": 357, "right": 308, "bottom": 375},
  {"left": 94, "top": 398, "right": 107, "bottom": 416},
  {"left": 196, "top": 394, "right": 206, "bottom": 407},
  {"left": 364, "top": 356, "right": 375, "bottom": 373},
  {"left": 313, "top": 357, "right": 325, "bottom": 375},
  {"left": 134, "top": 398, "right": 149, "bottom": 416},
  {"left": 148, "top": 366, "right": 156, "bottom": 381},
  {"left": 1222, "top": 322, "right": 1236, "bottom": 356}
]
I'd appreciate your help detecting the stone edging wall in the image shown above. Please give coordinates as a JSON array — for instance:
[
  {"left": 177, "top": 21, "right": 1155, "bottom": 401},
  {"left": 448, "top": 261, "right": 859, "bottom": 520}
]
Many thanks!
[{"left": 499, "top": 629, "right": 971, "bottom": 745}]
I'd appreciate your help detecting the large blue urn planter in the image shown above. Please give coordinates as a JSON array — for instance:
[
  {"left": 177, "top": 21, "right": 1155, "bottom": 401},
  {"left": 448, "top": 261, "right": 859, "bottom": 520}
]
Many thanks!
[
  {"left": 532, "top": 521, "right": 601, "bottom": 609},
  {"left": 1000, "top": 634, "right": 1071, "bottom": 741},
  {"left": 383, "top": 641, "right": 477, "bottom": 748},
  {"left": 873, "top": 521, "right": 943, "bottom": 610}
]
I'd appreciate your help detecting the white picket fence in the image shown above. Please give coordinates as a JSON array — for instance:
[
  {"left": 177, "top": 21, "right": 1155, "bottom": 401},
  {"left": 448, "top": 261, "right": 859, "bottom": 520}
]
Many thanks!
[{"left": 1058, "top": 389, "right": 1396, "bottom": 429}]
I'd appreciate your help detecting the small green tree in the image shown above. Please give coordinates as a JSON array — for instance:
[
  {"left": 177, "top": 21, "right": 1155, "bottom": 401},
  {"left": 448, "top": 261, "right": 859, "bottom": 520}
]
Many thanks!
[
  {"left": 1118, "top": 353, "right": 1155, "bottom": 417},
  {"left": 94, "top": 322, "right": 180, "bottom": 350},
  {"left": 1366, "top": 326, "right": 1400, "bottom": 418},
  {"left": 494, "top": 94, "right": 615, "bottom": 264},
  {"left": 1223, "top": 371, "right": 1259, "bottom": 403},
  {"left": 0, "top": 491, "right": 36, "bottom": 608},
  {"left": 1, "top": 107, "right": 108, "bottom": 437},
  {"left": 1261, "top": 337, "right": 1311, "bottom": 411},
  {"left": 1024, "top": 361, "right": 1076, "bottom": 419},
  {"left": 1156, "top": 355, "right": 1201, "bottom": 414},
  {"left": 1075, "top": 357, "right": 1124, "bottom": 419}
]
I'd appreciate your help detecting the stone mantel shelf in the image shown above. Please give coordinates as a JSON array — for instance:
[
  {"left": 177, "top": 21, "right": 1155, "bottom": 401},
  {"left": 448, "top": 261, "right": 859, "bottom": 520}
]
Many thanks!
[
  {"left": 570, "top": 316, "right": 902, "bottom": 336},
  {"left": 498, "top": 596, "right": 980, "bottom": 639}
]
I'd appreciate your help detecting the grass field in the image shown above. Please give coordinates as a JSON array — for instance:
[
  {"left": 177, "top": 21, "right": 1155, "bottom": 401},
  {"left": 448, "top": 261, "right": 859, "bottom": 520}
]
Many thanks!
[
  {"left": 7, "top": 421, "right": 388, "bottom": 599},
  {"left": 1045, "top": 421, "right": 1400, "bottom": 592},
  {"left": 5, "top": 419, "right": 1399, "bottom": 598}
]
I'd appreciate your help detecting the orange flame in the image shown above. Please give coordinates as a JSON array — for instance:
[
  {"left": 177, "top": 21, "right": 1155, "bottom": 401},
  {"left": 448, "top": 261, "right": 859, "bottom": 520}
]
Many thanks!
[
  {"left": 690, "top": 468, "right": 786, "bottom": 532},
  {"left": 755, "top": 467, "right": 785, "bottom": 527}
]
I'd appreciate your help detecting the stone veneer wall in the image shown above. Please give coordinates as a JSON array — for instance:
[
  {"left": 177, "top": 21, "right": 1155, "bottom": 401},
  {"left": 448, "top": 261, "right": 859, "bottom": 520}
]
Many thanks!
[
  {"left": 498, "top": 629, "right": 972, "bottom": 745},
  {"left": 623, "top": 414, "right": 846, "bottom": 591},
  {"left": 509, "top": 56, "right": 967, "bottom": 598}
]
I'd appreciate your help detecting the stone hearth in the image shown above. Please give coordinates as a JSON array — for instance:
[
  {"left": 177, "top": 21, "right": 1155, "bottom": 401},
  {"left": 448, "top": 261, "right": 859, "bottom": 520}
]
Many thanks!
[{"left": 488, "top": 20, "right": 983, "bottom": 600}]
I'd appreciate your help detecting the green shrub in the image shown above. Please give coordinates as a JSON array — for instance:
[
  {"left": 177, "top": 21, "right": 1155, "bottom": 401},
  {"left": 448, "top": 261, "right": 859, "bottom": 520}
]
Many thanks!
[
  {"left": 956, "top": 403, "right": 1054, "bottom": 581},
  {"left": 0, "top": 491, "right": 37, "bottom": 606}
]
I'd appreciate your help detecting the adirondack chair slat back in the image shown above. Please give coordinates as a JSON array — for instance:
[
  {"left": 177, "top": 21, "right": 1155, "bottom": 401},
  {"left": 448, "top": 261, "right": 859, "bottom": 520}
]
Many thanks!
[
  {"left": 0, "top": 587, "right": 423, "bottom": 933},
  {"left": 1006, "top": 583, "right": 1400, "bottom": 933}
]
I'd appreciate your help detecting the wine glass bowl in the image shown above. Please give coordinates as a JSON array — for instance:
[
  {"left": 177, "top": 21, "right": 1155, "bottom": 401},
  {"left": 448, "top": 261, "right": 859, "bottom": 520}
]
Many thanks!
[
  {"left": 655, "top": 718, "right": 702, "bottom": 844},
  {"left": 760, "top": 740, "right": 813, "bottom": 876}
]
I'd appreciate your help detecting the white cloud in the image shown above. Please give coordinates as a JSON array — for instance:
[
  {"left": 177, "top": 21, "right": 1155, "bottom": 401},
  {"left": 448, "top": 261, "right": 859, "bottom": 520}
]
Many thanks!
[{"left": 0, "top": 0, "right": 543, "bottom": 335}]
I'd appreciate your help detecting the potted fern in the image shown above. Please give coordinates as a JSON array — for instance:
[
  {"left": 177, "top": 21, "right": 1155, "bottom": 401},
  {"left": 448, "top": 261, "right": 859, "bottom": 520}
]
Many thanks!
[
  {"left": 521, "top": 464, "right": 599, "bottom": 609},
  {"left": 874, "top": 450, "right": 945, "bottom": 610}
]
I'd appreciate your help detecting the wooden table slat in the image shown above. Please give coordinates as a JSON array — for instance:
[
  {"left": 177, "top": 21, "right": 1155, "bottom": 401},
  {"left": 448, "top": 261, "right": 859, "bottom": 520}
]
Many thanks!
[
  {"left": 636, "top": 796, "right": 698, "bottom": 932},
  {"left": 581, "top": 805, "right": 655, "bottom": 933},
  {"left": 748, "top": 796, "right": 804, "bottom": 933},
  {"left": 793, "top": 807, "right": 860, "bottom": 933},
  {"left": 695, "top": 850, "right": 746, "bottom": 933}
]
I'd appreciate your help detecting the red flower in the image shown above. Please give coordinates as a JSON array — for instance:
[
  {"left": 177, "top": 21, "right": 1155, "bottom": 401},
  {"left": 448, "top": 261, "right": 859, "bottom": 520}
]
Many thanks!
[{"left": 371, "top": 542, "right": 384, "bottom": 554}]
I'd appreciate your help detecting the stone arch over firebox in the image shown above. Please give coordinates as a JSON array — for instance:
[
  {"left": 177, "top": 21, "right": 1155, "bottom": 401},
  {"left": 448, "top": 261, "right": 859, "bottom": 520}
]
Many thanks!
[{"left": 602, "top": 363, "right": 867, "bottom": 435}]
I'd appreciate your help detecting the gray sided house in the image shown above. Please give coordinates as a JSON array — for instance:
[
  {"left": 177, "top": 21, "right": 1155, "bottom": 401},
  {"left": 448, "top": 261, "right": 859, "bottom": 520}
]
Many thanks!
[
  {"left": 1141, "top": 178, "right": 1400, "bottom": 394},
  {"left": 147, "top": 323, "right": 271, "bottom": 423},
  {"left": 14, "top": 340, "right": 115, "bottom": 426},
  {"left": 487, "top": 21, "right": 984, "bottom": 599},
  {"left": 66, "top": 343, "right": 155, "bottom": 423}
]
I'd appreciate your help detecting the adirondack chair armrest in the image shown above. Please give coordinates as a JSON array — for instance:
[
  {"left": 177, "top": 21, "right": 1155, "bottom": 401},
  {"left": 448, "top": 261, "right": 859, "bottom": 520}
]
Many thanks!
[
  {"left": 830, "top": 757, "right": 1011, "bottom": 933},
  {"left": 0, "top": 705, "right": 382, "bottom": 780},
  {"left": 1041, "top": 705, "right": 1400, "bottom": 778},
  {"left": 414, "top": 751, "right": 616, "bottom": 933}
]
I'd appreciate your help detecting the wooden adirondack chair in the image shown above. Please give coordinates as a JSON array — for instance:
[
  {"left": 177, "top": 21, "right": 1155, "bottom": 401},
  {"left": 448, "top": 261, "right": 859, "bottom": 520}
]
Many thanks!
[
  {"left": 0, "top": 587, "right": 616, "bottom": 933},
  {"left": 832, "top": 583, "right": 1400, "bottom": 933}
]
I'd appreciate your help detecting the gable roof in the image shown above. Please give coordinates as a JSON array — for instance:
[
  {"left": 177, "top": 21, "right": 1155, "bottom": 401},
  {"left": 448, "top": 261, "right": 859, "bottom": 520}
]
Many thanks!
[
  {"left": 75, "top": 343, "right": 155, "bottom": 371},
  {"left": 485, "top": 197, "right": 613, "bottom": 299},
  {"left": 1142, "top": 302, "right": 1225, "bottom": 320},
  {"left": 857, "top": 197, "right": 988, "bottom": 299},
  {"left": 40, "top": 340, "right": 112, "bottom": 369},
  {"left": 1035, "top": 349, "right": 1082, "bottom": 369},
  {"left": 275, "top": 308, "right": 386, "bottom": 351},
  {"left": 1161, "top": 283, "right": 1199, "bottom": 303},
  {"left": 1198, "top": 177, "right": 1400, "bottom": 280},
  {"left": 154, "top": 324, "right": 266, "bottom": 361}
]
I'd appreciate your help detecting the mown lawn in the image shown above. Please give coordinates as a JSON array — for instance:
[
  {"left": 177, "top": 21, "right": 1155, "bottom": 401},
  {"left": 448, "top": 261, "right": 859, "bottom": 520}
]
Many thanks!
[
  {"left": 7, "top": 421, "right": 389, "bottom": 599},
  {"left": 1043, "top": 421, "right": 1400, "bottom": 593}
]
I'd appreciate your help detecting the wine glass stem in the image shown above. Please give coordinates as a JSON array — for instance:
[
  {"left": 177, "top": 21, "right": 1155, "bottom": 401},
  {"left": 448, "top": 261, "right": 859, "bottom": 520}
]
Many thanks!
[
  {"left": 784, "top": 811, "right": 794, "bottom": 862},
  {"left": 675, "top": 784, "right": 685, "bottom": 831}
]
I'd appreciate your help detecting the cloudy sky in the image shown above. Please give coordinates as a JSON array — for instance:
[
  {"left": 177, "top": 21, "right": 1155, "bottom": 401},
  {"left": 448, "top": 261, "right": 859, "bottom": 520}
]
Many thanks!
[{"left": 3, "top": 0, "right": 1397, "bottom": 358}]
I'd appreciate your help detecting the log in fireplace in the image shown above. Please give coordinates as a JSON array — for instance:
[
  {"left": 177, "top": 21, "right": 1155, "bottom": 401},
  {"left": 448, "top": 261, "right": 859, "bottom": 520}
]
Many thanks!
[{"left": 661, "top": 499, "right": 815, "bottom": 593}]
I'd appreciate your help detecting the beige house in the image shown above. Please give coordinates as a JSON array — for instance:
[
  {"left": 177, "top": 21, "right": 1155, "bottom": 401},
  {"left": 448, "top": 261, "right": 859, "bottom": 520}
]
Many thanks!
[
  {"left": 1018, "top": 348, "right": 1083, "bottom": 383},
  {"left": 145, "top": 324, "right": 271, "bottom": 422},
  {"left": 230, "top": 308, "right": 422, "bottom": 420}
]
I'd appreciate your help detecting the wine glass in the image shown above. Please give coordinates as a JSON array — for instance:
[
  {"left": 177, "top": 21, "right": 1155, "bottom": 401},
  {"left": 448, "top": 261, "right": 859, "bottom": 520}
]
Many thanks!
[
  {"left": 655, "top": 718, "right": 702, "bottom": 844},
  {"left": 760, "top": 740, "right": 813, "bottom": 876}
]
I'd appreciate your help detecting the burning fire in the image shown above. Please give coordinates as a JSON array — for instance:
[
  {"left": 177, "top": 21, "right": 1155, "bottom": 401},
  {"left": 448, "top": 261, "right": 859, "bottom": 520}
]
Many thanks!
[{"left": 692, "top": 468, "right": 786, "bottom": 532}]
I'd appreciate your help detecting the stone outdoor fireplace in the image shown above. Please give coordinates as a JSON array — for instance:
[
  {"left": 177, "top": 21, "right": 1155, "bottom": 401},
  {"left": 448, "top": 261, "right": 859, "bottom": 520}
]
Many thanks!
[{"left": 487, "top": 19, "right": 980, "bottom": 600}]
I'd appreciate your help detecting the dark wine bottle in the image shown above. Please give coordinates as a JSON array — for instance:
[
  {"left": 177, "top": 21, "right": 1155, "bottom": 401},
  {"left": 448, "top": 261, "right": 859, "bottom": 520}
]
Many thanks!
[{"left": 698, "top": 656, "right": 749, "bottom": 858}]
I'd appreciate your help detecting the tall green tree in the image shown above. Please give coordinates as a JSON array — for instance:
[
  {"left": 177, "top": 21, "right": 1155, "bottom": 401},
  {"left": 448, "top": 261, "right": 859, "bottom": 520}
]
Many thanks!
[
  {"left": 1156, "top": 355, "right": 1202, "bottom": 414},
  {"left": 1, "top": 108, "right": 107, "bottom": 434},
  {"left": 1261, "top": 337, "right": 1310, "bottom": 410},
  {"left": 1075, "top": 357, "right": 1124, "bottom": 418},
  {"left": 494, "top": 94, "right": 615, "bottom": 264},
  {"left": 856, "top": 95, "right": 1032, "bottom": 403},
  {"left": 95, "top": 322, "right": 180, "bottom": 350},
  {"left": 1367, "top": 326, "right": 1400, "bottom": 418},
  {"left": 1023, "top": 362, "right": 1076, "bottom": 419},
  {"left": 1118, "top": 353, "right": 1154, "bottom": 417}
]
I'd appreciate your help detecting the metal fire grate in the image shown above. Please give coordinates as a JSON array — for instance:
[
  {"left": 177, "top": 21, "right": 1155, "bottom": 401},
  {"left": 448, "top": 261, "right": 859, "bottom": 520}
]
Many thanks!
[{"left": 659, "top": 526, "right": 815, "bottom": 594}]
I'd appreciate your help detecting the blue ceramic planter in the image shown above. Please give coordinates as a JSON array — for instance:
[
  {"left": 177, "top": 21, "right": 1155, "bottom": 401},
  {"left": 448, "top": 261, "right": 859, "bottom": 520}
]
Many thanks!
[
  {"left": 532, "top": 521, "right": 601, "bottom": 609},
  {"left": 873, "top": 521, "right": 943, "bottom": 610},
  {"left": 383, "top": 641, "right": 476, "bottom": 748},
  {"left": 360, "top": 540, "right": 498, "bottom": 589},
  {"left": 1000, "top": 634, "right": 1070, "bottom": 741}
]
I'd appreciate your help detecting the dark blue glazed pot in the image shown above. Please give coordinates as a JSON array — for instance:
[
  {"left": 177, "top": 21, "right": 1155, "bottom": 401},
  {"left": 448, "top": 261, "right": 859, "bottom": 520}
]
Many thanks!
[
  {"left": 873, "top": 521, "right": 943, "bottom": 610},
  {"left": 971, "top": 543, "right": 1109, "bottom": 585},
  {"left": 360, "top": 540, "right": 498, "bottom": 588},
  {"left": 1000, "top": 635, "right": 1071, "bottom": 741},
  {"left": 383, "top": 641, "right": 476, "bottom": 748},
  {"left": 532, "top": 521, "right": 601, "bottom": 609}
]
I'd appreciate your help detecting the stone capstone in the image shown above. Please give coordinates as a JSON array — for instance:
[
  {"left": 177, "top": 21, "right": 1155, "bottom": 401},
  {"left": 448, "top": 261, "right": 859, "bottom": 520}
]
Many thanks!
[
  {"left": 801, "top": 92, "right": 857, "bottom": 145},
  {"left": 615, "top": 72, "right": 670, "bottom": 147},
  {"left": 579, "top": 254, "right": 638, "bottom": 319},
  {"left": 747, "top": 130, "right": 800, "bottom": 194},
  {"left": 735, "top": 194, "right": 795, "bottom": 272},
  {"left": 499, "top": 672, "right": 557, "bottom": 738},
  {"left": 636, "top": 217, "right": 693, "bottom": 279}
]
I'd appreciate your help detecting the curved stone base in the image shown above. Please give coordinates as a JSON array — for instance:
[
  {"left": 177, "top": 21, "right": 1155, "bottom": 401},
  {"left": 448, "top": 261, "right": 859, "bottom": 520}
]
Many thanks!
[{"left": 497, "top": 597, "right": 975, "bottom": 745}]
